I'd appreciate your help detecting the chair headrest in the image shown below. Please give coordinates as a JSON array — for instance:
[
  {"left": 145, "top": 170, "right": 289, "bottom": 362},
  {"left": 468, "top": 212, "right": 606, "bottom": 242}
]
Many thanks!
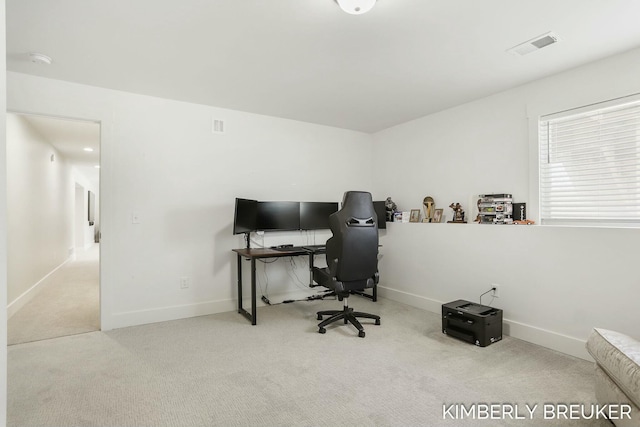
[{"left": 341, "top": 191, "right": 374, "bottom": 218}]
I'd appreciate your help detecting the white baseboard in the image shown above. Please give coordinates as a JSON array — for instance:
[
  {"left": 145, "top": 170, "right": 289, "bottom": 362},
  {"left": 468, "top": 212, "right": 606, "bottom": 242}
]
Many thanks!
[
  {"left": 377, "top": 285, "right": 443, "bottom": 313},
  {"left": 107, "top": 299, "right": 237, "bottom": 330},
  {"left": 105, "top": 288, "right": 321, "bottom": 331},
  {"left": 104, "top": 284, "right": 591, "bottom": 361},
  {"left": 377, "top": 285, "right": 592, "bottom": 361},
  {"left": 7, "top": 257, "right": 72, "bottom": 319}
]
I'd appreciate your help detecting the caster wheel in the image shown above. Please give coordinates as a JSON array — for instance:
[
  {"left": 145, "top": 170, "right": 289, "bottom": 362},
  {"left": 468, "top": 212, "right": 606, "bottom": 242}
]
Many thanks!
[
  {"left": 317, "top": 314, "right": 323, "bottom": 320},
  {"left": 358, "top": 331, "right": 365, "bottom": 338},
  {"left": 319, "top": 327, "right": 326, "bottom": 334},
  {"left": 375, "top": 319, "right": 381, "bottom": 325}
]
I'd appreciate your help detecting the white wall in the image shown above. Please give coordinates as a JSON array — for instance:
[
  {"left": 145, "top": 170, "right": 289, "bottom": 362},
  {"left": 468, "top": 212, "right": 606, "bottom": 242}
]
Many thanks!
[
  {"left": 373, "top": 47, "right": 640, "bottom": 360},
  {"left": 5, "top": 114, "right": 75, "bottom": 309},
  {"left": 1, "top": 0, "right": 9, "bottom": 423},
  {"left": 7, "top": 72, "right": 374, "bottom": 330},
  {"left": 74, "top": 185, "right": 83, "bottom": 249}
]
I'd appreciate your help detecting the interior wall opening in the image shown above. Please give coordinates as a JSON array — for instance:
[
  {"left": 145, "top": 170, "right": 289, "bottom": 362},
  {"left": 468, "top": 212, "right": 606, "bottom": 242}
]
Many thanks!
[{"left": 6, "top": 112, "right": 101, "bottom": 344}]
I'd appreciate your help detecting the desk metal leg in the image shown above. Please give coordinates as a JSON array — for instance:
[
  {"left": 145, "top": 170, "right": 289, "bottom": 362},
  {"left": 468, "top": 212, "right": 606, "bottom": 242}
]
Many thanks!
[
  {"left": 308, "top": 252, "right": 315, "bottom": 287},
  {"left": 351, "top": 284, "right": 378, "bottom": 302},
  {"left": 237, "top": 254, "right": 256, "bottom": 325},
  {"left": 237, "top": 253, "right": 243, "bottom": 313},
  {"left": 250, "top": 258, "right": 257, "bottom": 325}
]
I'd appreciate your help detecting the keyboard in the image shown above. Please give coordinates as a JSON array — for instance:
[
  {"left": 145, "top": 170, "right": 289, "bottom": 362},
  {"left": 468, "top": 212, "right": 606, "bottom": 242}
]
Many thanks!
[
  {"left": 271, "top": 245, "right": 325, "bottom": 252},
  {"left": 273, "top": 246, "right": 307, "bottom": 252}
]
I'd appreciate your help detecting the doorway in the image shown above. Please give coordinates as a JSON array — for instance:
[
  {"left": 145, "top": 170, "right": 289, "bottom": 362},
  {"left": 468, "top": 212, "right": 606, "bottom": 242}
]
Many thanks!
[{"left": 6, "top": 112, "right": 101, "bottom": 344}]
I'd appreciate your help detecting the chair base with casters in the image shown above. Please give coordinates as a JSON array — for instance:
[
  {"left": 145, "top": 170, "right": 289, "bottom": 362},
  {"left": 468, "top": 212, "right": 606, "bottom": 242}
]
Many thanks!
[{"left": 317, "top": 295, "right": 380, "bottom": 338}]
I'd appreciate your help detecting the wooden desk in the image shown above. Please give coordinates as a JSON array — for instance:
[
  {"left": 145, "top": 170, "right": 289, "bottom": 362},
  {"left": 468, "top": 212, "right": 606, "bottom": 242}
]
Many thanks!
[{"left": 232, "top": 247, "right": 311, "bottom": 325}]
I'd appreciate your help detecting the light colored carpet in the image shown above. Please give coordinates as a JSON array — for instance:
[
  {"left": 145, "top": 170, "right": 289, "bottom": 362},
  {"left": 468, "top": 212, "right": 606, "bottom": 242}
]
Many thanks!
[
  {"left": 7, "top": 244, "right": 100, "bottom": 345},
  {"left": 8, "top": 297, "right": 609, "bottom": 426}
]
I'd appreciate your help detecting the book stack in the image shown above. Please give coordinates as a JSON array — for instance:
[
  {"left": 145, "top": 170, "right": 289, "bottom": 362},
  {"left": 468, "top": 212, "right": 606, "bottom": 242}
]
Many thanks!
[{"left": 478, "top": 194, "right": 513, "bottom": 224}]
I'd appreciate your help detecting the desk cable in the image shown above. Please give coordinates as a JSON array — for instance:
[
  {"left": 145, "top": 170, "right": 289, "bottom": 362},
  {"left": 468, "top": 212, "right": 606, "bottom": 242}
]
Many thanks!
[
  {"left": 257, "top": 254, "right": 309, "bottom": 305},
  {"left": 282, "top": 290, "right": 336, "bottom": 305},
  {"left": 287, "top": 257, "right": 313, "bottom": 292},
  {"left": 257, "top": 257, "right": 284, "bottom": 305},
  {"left": 250, "top": 234, "right": 265, "bottom": 248}
]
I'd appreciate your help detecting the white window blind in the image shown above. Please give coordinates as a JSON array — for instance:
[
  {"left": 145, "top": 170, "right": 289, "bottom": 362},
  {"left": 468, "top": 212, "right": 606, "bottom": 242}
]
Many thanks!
[{"left": 539, "top": 96, "right": 640, "bottom": 226}]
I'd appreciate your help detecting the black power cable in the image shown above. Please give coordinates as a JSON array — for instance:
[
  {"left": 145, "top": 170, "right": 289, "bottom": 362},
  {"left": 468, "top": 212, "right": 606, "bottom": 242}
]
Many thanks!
[{"left": 479, "top": 287, "right": 497, "bottom": 306}]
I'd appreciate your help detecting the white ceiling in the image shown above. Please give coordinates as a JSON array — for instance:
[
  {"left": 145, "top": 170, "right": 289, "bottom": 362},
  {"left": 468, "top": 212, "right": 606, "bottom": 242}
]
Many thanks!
[
  {"left": 20, "top": 114, "right": 101, "bottom": 189},
  {"left": 7, "top": 0, "right": 640, "bottom": 133}
]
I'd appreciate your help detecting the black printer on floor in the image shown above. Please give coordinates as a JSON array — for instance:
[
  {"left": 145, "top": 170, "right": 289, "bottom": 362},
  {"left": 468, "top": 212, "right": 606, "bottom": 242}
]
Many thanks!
[{"left": 442, "top": 299, "right": 503, "bottom": 347}]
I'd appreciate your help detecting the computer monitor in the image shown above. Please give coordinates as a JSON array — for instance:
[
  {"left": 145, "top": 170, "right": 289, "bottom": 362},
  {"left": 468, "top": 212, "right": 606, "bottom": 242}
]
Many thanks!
[
  {"left": 257, "top": 201, "right": 300, "bottom": 231},
  {"left": 300, "top": 202, "right": 339, "bottom": 230},
  {"left": 233, "top": 198, "right": 258, "bottom": 235},
  {"left": 373, "top": 201, "right": 387, "bottom": 229}
]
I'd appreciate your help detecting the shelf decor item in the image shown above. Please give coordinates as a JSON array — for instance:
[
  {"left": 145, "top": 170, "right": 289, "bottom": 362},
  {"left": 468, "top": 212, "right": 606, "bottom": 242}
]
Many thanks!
[
  {"left": 478, "top": 194, "right": 513, "bottom": 224},
  {"left": 409, "top": 209, "right": 421, "bottom": 222},
  {"left": 447, "top": 202, "right": 466, "bottom": 223},
  {"left": 433, "top": 208, "right": 443, "bottom": 223},
  {"left": 513, "top": 202, "right": 526, "bottom": 221},
  {"left": 385, "top": 197, "right": 398, "bottom": 222},
  {"left": 422, "top": 196, "right": 434, "bottom": 222}
]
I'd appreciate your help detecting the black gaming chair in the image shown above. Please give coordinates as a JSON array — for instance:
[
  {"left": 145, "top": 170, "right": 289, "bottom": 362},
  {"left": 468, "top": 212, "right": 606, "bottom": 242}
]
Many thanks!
[{"left": 313, "top": 191, "right": 380, "bottom": 337}]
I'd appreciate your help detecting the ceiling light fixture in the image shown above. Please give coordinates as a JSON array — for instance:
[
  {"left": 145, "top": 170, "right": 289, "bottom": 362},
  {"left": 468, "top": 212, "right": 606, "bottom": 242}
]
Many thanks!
[
  {"left": 84, "top": 147, "right": 94, "bottom": 152},
  {"left": 335, "top": 0, "right": 376, "bottom": 15},
  {"left": 28, "top": 52, "right": 53, "bottom": 65},
  {"left": 94, "top": 165, "right": 100, "bottom": 169}
]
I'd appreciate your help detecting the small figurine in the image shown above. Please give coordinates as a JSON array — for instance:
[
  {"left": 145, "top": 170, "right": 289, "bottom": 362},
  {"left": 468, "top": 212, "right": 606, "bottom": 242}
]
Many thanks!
[
  {"left": 448, "top": 202, "right": 465, "bottom": 223},
  {"left": 385, "top": 197, "right": 397, "bottom": 222}
]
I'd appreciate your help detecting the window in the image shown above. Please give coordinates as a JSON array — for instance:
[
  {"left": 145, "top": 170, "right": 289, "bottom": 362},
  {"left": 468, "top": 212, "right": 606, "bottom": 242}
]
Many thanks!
[{"left": 539, "top": 96, "right": 640, "bottom": 226}]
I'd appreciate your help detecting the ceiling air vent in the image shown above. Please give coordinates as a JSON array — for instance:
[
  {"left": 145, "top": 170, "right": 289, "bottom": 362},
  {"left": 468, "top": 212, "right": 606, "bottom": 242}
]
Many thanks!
[
  {"left": 212, "top": 118, "right": 225, "bottom": 134},
  {"left": 507, "top": 32, "right": 559, "bottom": 56}
]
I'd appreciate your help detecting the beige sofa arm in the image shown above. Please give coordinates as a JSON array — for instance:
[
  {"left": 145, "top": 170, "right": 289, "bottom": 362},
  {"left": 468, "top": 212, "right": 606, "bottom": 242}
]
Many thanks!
[{"left": 586, "top": 328, "right": 640, "bottom": 426}]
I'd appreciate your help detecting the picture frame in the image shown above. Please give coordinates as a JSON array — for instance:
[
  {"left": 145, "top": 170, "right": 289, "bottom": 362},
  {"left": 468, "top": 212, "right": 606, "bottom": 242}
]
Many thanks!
[
  {"left": 433, "top": 208, "right": 443, "bottom": 223},
  {"left": 409, "top": 209, "right": 421, "bottom": 223}
]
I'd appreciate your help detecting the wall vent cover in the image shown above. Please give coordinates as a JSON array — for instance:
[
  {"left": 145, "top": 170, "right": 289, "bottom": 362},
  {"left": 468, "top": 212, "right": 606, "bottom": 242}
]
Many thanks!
[
  {"left": 507, "top": 32, "right": 559, "bottom": 56},
  {"left": 212, "top": 119, "right": 225, "bottom": 134}
]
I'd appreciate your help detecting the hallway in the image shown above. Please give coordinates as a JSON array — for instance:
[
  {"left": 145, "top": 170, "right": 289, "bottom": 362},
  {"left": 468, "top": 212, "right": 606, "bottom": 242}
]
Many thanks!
[{"left": 7, "top": 245, "right": 100, "bottom": 345}]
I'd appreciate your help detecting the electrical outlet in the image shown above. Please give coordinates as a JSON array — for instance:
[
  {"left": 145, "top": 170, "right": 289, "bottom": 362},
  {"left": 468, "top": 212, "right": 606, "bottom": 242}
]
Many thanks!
[
  {"left": 180, "top": 277, "right": 190, "bottom": 289},
  {"left": 491, "top": 284, "right": 500, "bottom": 298}
]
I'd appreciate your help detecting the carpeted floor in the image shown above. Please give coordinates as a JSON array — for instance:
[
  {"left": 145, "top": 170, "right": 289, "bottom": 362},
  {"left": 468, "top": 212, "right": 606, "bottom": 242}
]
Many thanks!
[
  {"left": 7, "top": 244, "right": 100, "bottom": 345},
  {"left": 7, "top": 296, "right": 609, "bottom": 426}
]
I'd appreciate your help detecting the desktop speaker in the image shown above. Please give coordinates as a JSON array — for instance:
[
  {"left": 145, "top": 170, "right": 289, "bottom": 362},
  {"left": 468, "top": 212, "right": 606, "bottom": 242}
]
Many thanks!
[{"left": 513, "top": 203, "right": 526, "bottom": 221}]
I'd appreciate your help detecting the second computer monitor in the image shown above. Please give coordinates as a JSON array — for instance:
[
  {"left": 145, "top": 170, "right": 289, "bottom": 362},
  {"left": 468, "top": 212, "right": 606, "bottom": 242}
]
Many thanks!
[
  {"left": 300, "top": 202, "right": 339, "bottom": 230},
  {"left": 257, "top": 201, "right": 301, "bottom": 231}
]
